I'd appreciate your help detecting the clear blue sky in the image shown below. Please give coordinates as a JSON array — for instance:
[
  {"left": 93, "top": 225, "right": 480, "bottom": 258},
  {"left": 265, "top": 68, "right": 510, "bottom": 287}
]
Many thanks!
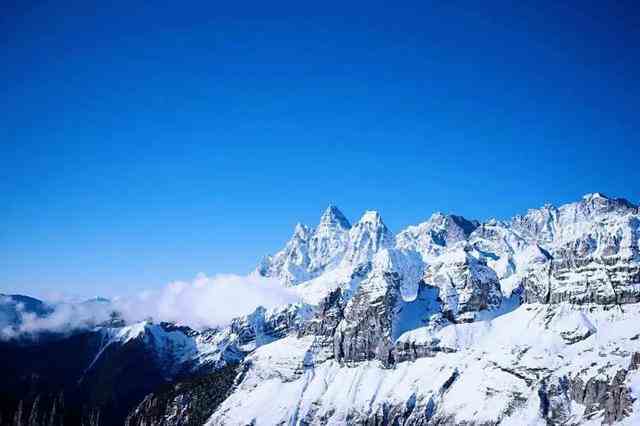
[{"left": 2, "top": 1, "right": 639, "bottom": 298}]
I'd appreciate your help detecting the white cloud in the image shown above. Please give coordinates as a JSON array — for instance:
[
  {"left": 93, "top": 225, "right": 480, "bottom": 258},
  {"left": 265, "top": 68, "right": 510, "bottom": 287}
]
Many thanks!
[
  {"left": 1, "top": 273, "right": 299, "bottom": 339},
  {"left": 114, "top": 272, "right": 298, "bottom": 328}
]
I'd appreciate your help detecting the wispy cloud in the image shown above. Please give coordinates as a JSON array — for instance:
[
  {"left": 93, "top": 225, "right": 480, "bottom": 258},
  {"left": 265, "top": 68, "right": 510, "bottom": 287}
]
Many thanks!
[{"left": 1, "top": 273, "right": 298, "bottom": 339}]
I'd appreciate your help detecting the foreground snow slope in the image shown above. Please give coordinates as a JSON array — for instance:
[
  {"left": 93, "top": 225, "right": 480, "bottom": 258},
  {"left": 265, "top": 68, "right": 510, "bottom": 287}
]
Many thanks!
[{"left": 208, "top": 303, "right": 640, "bottom": 425}]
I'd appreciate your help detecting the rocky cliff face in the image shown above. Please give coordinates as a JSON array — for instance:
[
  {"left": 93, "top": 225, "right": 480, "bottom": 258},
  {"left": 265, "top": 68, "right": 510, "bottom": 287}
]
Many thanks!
[
  {"left": 517, "top": 196, "right": 640, "bottom": 306},
  {"left": 536, "top": 351, "right": 640, "bottom": 425},
  {"left": 333, "top": 270, "right": 400, "bottom": 366}
]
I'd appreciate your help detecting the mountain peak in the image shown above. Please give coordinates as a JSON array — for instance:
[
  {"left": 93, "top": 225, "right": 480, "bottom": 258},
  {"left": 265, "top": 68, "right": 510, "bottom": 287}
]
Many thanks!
[
  {"left": 319, "top": 205, "right": 351, "bottom": 229},
  {"left": 429, "top": 211, "right": 446, "bottom": 220},
  {"left": 293, "top": 223, "right": 310, "bottom": 238},
  {"left": 358, "top": 210, "right": 384, "bottom": 225},
  {"left": 577, "top": 192, "right": 637, "bottom": 213},
  {"left": 582, "top": 192, "right": 608, "bottom": 201}
]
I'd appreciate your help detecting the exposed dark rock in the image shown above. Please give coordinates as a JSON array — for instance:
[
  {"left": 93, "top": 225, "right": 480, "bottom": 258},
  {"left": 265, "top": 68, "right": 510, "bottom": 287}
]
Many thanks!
[
  {"left": 124, "top": 363, "right": 238, "bottom": 426},
  {"left": 567, "top": 355, "right": 639, "bottom": 425},
  {"left": 333, "top": 271, "right": 400, "bottom": 367},
  {"left": 298, "top": 288, "right": 345, "bottom": 339}
]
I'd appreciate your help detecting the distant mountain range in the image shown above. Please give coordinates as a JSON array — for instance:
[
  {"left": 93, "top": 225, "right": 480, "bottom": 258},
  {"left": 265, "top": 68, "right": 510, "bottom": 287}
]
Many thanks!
[{"left": 1, "top": 193, "right": 640, "bottom": 425}]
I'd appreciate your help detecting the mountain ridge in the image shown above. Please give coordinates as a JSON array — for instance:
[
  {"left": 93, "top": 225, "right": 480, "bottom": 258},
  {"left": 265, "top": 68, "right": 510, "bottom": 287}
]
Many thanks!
[{"left": 2, "top": 192, "right": 640, "bottom": 425}]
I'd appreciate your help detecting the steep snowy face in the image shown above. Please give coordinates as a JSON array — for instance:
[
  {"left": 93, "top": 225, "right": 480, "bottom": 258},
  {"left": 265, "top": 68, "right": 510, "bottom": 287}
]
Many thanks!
[
  {"left": 343, "top": 210, "right": 394, "bottom": 266},
  {"left": 307, "top": 205, "right": 351, "bottom": 272},
  {"left": 371, "top": 248, "right": 424, "bottom": 300},
  {"left": 396, "top": 213, "right": 478, "bottom": 262},
  {"left": 286, "top": 211, "right": 399, "bottom": 304},
  {"left": 317, "top": 204, "right": 351, "bottom": 230},
  {"left": 257, "top": 223, "right": 313, "bottom": 286},
  {"left": 258, "top": 206, "right": 351, "bottom": 286}
]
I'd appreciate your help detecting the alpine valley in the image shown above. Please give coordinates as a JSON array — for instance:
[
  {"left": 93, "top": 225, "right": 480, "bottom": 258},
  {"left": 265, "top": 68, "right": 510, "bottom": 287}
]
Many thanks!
[{"left": 2, "top": 193, "right": 640, "bottom": 426}]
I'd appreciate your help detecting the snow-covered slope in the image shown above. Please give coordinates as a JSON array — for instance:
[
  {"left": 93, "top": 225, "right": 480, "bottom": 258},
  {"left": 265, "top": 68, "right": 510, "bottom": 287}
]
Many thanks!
[{"left": 208, "top": 303, "right": 640, "bottom": 425}]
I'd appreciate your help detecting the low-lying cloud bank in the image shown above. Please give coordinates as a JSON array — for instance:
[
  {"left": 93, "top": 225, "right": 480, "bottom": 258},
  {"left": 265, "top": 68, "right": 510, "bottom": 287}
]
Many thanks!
[{"left": 0, "top": 273, "right": 298, "bottom": 340}]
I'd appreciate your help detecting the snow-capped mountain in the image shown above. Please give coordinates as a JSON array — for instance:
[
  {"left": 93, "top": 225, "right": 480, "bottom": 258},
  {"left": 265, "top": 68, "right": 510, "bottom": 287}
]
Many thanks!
[
  {"left": 257, "top": 205, "right": 352, "bottom": 286},
  {"left": 2, "top": 193, "right": 640, "bottom": 426},
  {"left": 229, "top": 193, "right": 640, "bottom": 425}
]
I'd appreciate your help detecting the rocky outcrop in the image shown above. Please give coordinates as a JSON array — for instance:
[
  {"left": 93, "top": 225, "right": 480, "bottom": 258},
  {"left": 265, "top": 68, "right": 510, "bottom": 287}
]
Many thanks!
[
  {"left": 523, "top": 260, "right": 640, "bottom": 306},
  {"left": 333, "top": 271, "right": 400, "bottom": 366},
  {"left": 566, "top": 369, "right": 633, "bottom": 424},
  {"left": 226, "top": 304, "right": 307, "bottom": 352},
  {"left": 535, "top": 352, "right": 640, "bottom": 425},
  {"left": 299, "top": 288, "right": 345, "bottom": 339},
  {"left": 424, "top": 246, "right": 503, "bottom": 322},
  {"left": 393, "top": 336, "right": 455, "bottom": 363},
  {"left": 516, "top": 194, "right": 640, "bottom": 306}
]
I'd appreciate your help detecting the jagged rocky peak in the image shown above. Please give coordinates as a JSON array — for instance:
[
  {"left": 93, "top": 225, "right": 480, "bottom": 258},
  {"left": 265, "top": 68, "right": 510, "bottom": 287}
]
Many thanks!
[
  {"left": 256, "top": 222, "right": 312, "bottom": 286},
  {"left": 511, "top": 193, "right": 639, "bottom": 245},
  {"left": 317, "top": 204, "right": 351, "bottom": 230},
  {"left": 511, "top": 203, "right": 559, "bottom": 243},
  {"left": 580, "top": 192, "right": 638, "bottom": 213},
  {"left": 257, "top": 207, "right": 353, "bottom": 286},
  {"left": 292, "top": 222, "right": 310, "bottom": 238},
  {"left": 357, "top": 210, "right": 385, "bottom": 226},
  {"left": 435, "top": 212, "right": 479, "bottom": 236},
  {"left": 344, "top": 210, "right": 394, "bottom": 266},
  {"left": 396, "top": 212, "right": 479, "bottom": 261},
  {"left": 557, "top": 192, "right": 638, "bottom": 228},
  {"left": 307, "top": 205, "right": 351, "bottom": 273}
]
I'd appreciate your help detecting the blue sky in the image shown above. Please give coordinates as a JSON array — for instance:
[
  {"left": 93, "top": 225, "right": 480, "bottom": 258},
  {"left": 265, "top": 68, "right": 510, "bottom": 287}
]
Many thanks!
[{"left": 2, "top": 1, "right": 639, "bottom": 298}]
